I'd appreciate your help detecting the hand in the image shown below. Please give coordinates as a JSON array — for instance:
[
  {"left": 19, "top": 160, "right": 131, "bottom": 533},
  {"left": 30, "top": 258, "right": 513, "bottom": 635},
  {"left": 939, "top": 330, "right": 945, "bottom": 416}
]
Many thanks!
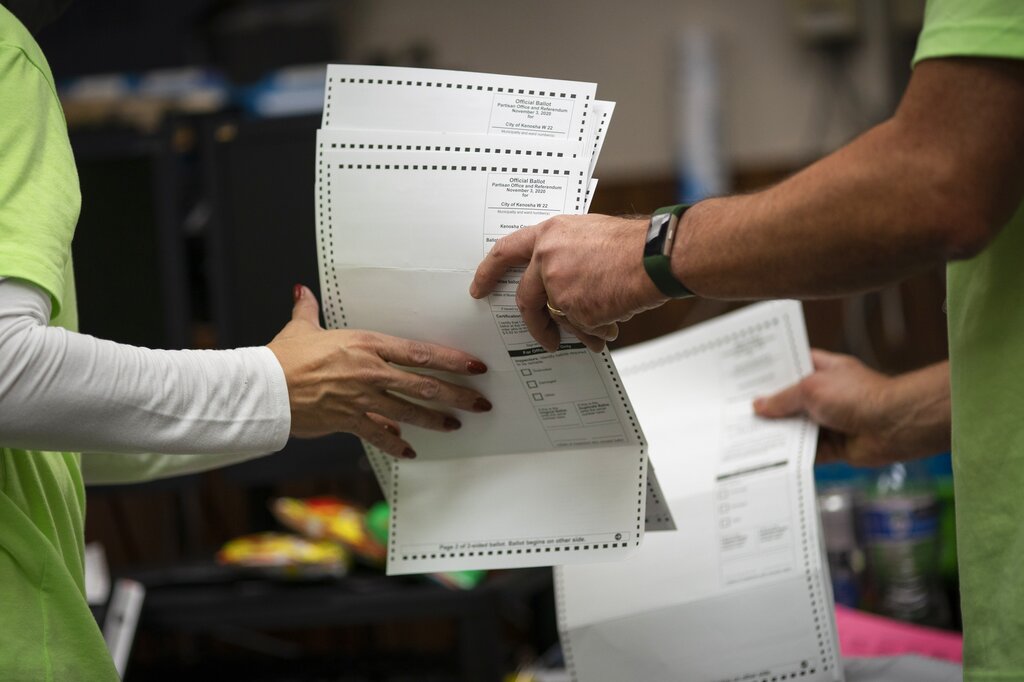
[
  {"left": 470, "top": 214, "right": 668, "bottom": 353},
  {"left": 752, "top": 350, "right": 951, "bottom": 467},
  {"left": 268, "top": 285, "right": 492, "bottom": 459}
]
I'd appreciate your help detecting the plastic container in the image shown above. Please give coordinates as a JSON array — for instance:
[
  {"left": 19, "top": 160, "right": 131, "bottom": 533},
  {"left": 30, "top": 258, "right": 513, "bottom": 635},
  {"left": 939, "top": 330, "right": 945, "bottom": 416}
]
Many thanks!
[
  {"left": 859, "top": 460, "right": 949, "bottom": 626},
  {"left": 818, "top": 484, "right": 865, "bottom": 608}
]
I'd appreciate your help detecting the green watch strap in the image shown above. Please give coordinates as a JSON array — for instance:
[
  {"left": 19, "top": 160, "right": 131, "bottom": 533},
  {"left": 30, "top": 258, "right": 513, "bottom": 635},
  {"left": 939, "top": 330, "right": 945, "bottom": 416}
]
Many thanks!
[{"left": 643, "top": 204, "right": 695, "bottom": 299}]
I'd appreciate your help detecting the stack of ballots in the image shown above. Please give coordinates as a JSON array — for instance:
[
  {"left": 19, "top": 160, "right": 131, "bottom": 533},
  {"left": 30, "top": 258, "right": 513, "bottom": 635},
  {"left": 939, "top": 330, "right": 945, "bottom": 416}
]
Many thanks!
[{"left": 314, "top": 65, "right": 673, "bottom": 576}]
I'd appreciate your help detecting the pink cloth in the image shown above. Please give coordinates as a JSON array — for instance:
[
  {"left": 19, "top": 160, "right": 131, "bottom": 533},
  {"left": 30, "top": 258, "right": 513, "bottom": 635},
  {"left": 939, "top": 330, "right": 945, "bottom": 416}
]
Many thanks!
[{"left": 834, "top": 605, "right": 963, "bottom": 663}]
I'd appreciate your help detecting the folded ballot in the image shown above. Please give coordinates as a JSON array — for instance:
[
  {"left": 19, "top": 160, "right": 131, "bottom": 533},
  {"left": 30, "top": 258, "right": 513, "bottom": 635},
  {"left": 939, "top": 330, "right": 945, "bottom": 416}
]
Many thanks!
[
  {"left": 315, "top": 66, "right": 672, "bottom": 575},
  {"left": 556, "top": 301, "right": 843, "bottom": 682}
]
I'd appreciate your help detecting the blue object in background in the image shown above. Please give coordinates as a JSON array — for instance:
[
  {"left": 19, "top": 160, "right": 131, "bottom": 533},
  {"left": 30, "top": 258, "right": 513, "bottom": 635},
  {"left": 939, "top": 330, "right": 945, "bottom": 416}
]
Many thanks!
[
  {"left": 674, "top": 28, "right": 729, "bottom": 204},
  {"left": 814, "top": 452, "right": 952, "bottom": 487}
]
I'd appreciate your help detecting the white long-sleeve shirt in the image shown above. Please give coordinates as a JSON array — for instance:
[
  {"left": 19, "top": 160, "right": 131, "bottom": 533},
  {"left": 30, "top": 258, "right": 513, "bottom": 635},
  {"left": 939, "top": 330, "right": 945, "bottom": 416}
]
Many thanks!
[{"left": 0, "top": 277, "right": 292, "bottom": 484}]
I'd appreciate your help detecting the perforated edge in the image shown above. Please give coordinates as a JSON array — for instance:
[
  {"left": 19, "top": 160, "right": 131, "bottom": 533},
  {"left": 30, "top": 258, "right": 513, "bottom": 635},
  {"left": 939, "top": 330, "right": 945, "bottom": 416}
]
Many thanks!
[
  {"left": 781, "top": 313, "right": 839, "bottom": 679},
  {"left": 645, "top": 475, "right": 673, "bottom": 527},
  {"left": 539, "top": 352, "right": 648, "bottom": 673},
  {"left": 553, "top": 566, "right": 580, "bottom": 682},
  {"left": 621, "top": 317, "right": 783, "bottom": 376},
  {"left": 602, "top": 310, "right": 838, "bottom": 681},
  {"left": 324, "top": 141, "right": 572, "bottom": 158},
  {"left": 591, "top": 108, "right": 610, "bottom": 159},
  {"left": 332, "top": 162, "right": 578, "bottom": 176},
  {"left": 363, "top": 443, "right": 393, "bottom": 502},
  {"left": 597, "top": 349, "right": 647, "bottom": 548},
  {"left": 316, "top": 139, "right": 346, "bottom": 331},
  {"left": 324, "top": 74, "right": 592, "bottom": 142}
]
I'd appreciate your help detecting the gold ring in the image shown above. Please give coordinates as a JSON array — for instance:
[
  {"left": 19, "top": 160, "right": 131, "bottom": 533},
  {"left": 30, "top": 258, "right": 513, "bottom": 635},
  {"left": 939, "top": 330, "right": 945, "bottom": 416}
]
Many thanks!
[{"left": 546, "top": 301, "right": 567, "bottom": 317}]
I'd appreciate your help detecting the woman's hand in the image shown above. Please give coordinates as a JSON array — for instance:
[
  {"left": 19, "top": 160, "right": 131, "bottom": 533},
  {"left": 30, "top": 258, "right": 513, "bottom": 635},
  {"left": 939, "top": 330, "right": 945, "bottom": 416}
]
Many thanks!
[
  {"left": 753, "top": 350, "right": 951, "bottom": 467},
  {"left": 268, "top": 285, "right": 491, "bottom": 459}
]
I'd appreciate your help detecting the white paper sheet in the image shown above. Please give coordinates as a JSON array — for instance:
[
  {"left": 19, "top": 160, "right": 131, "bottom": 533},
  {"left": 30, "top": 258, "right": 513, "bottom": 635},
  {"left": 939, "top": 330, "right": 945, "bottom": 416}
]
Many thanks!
[
  {"left": 556, "top": 301, "right": 843, "bottom": 682},
  {"left": 323, "top": 65, "right": 596, "bottom": 142},
  {"left": 315, "top": 66, "right": 669, "bottom": 574}
]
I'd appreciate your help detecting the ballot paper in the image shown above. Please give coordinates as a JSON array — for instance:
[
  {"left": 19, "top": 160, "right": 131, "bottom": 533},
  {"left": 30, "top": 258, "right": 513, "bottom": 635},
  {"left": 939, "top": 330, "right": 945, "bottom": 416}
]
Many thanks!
[
  {"left": 556, "top": 301, "right": 843, "bottom": 682},
  {"left": 316, "top": 65, "right": 669, "bottom": 575}
]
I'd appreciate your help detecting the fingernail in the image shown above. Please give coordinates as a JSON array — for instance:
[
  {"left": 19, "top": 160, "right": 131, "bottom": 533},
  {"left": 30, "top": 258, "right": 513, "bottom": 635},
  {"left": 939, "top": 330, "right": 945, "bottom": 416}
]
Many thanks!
[
  {"left": 403, "top": 447, "right": 417, "bottom": 459},
  {"left": 444, "top": 417, "right": 462, "bottom": 430},
  {"left": 474, "top": 397, "right": 493, "bottom": 412},
  {"left": 467, "top": 360, "right": 487, "bottom": 374},
  {"left": 752, "top": 398, "right": 764, "bottom": 411},
  {"left": 293, "top": 284, "right": 303, "bottom": 302}
]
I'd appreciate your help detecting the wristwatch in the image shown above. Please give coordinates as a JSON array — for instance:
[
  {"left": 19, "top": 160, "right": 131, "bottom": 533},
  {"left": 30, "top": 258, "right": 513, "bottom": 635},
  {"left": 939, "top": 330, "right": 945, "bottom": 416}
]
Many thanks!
[{"left": 642, "top": 204, "right": 695, "bottom": 298}]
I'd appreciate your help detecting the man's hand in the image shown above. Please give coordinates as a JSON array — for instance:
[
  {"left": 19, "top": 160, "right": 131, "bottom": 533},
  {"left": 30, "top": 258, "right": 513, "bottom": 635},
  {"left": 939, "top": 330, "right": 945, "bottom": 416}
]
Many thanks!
[
  {"left": 268, "top": 285, "right": 492, "bottom": 459},
  {"left": 753, "top": 350, "right": 951, "bottom": 467},
  {"left": 470, "top": 214, "right": 668, "bottom": 353}
]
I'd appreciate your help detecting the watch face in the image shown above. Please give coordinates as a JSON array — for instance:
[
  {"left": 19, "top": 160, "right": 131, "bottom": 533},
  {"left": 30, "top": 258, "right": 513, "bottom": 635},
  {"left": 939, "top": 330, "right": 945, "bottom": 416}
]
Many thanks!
[{"left": 644, "top": 213, "right": 674, "bottom": 258}]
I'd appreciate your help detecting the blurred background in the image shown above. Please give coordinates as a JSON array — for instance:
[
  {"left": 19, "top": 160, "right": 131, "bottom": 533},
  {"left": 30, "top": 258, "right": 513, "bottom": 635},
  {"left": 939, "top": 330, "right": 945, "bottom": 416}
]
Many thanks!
[{"left": 33, "top": 0, "right": 956, "bottom": 679}]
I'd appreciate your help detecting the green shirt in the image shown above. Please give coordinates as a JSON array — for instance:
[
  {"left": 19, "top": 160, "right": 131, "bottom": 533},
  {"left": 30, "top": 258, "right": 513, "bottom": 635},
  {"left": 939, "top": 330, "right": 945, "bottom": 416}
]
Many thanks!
[
  {"left": 0, "top": 7, "right": 118, "bottom": 680},
  {"left": 914, "top": 1, "right": 1024, "bottom": 679}
]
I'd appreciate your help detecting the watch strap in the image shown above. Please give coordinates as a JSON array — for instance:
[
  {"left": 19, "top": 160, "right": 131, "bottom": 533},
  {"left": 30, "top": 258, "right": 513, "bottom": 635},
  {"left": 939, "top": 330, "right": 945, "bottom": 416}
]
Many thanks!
[{"left": 643, "top": 204, "right": 695, "bottom": 299}]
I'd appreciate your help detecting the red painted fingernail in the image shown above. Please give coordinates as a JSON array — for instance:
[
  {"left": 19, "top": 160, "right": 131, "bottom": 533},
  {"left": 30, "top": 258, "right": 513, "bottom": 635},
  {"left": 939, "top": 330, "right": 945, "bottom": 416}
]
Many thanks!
[
  {"left": 467, "top": 360, "right": 487, "bottom": 374},
  {"left": 444, "top": 417, "right": 462, "bottom": 430},
  {"left": 293, "top": 284, "right": 303, "bottom": 302},
  {"left": 403, "top": 448, "right": 417, "bottom": 459},
  {"left": 474, "top": 398, "right": 493, "bottom": 412}
]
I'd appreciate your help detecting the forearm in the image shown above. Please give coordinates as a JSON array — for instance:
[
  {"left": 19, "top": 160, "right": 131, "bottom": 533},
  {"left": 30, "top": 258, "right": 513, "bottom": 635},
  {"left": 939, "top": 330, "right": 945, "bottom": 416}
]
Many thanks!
[
  {"left": 81, "top": 451, "right": 272, "bottom": 485},
  {"left": 674, "top": 59, "right": 1024, "bottom": 300},
  {"left": 674, "top": 123, "right": 955, "bottom": 299},
  {"left": 882, "top": 360, "right": 951, "bottom": 460},
  {"left": 0, "top": 279, "right": 290, "bottom": 457}
]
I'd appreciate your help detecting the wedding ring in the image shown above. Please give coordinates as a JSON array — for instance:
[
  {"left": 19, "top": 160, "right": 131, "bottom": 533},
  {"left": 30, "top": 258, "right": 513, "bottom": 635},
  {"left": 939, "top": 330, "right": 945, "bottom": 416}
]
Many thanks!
[{"left": 546, "top": 301, "right": 567, "bottom": 317}]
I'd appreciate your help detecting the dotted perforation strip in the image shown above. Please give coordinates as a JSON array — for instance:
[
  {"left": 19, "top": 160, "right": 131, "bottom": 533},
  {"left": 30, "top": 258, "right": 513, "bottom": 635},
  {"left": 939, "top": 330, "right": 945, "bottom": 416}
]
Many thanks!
[
  {"left": 388, "top": 455, "right": 400, "bottom": 562},
  {"left": 324, "top": 74, "right": 592, "bottom": 134},
  {"left": 364, "top": 444, "right": 392, "bottom": 498},
  {"left": 329, "top": 164, "right": 586, "bottom": 218},
  {"left": 401, "top": 540, "right": 631, "bottom": 562},
  {"left": 591, "top": 109, "right": 609, "bottom": 156},
  {"left": 621, "top": 317, "right": 782, "bottom": 377},
  {"left": 579, "top": 100, "right": 589, "bottom": 143},
  {"left": 332, "top": 75, "right": 586, "bottom": 98},
  {"left": 316, "top": 140, "right": 347, "bottom": 331},
  {"left": 647, "top": 479, "right": 663, "bottom": 507},
  {"left": 553, "top": 567, "right": 580, "bottom": 682},
  {"left": 645, "top": 479, "right": 672, "bottom": 525},
  {"left": 730, "top": 665, "right": 820, "bottom": 682},
  {"left": 599, "top": 349, "right": 647, "bottom": 547},
  {"left": 326, "top": 141, "right": 570, "bottom": 158},
  {"left": 336, "top": 163, "right": 574, "bottom": 175},
  {"left": 781, "top": 314, "right": 838, "bottom": 676}
]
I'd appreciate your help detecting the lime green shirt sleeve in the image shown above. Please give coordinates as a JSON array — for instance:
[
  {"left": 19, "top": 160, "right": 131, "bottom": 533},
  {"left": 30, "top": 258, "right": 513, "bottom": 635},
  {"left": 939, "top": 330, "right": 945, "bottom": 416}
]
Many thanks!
[
  {"left": 914, "top": 0, "right": 1024, "bottom": 65},
  {"left": 0, "top": 39, "right": 79, "bottom": 318}
]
